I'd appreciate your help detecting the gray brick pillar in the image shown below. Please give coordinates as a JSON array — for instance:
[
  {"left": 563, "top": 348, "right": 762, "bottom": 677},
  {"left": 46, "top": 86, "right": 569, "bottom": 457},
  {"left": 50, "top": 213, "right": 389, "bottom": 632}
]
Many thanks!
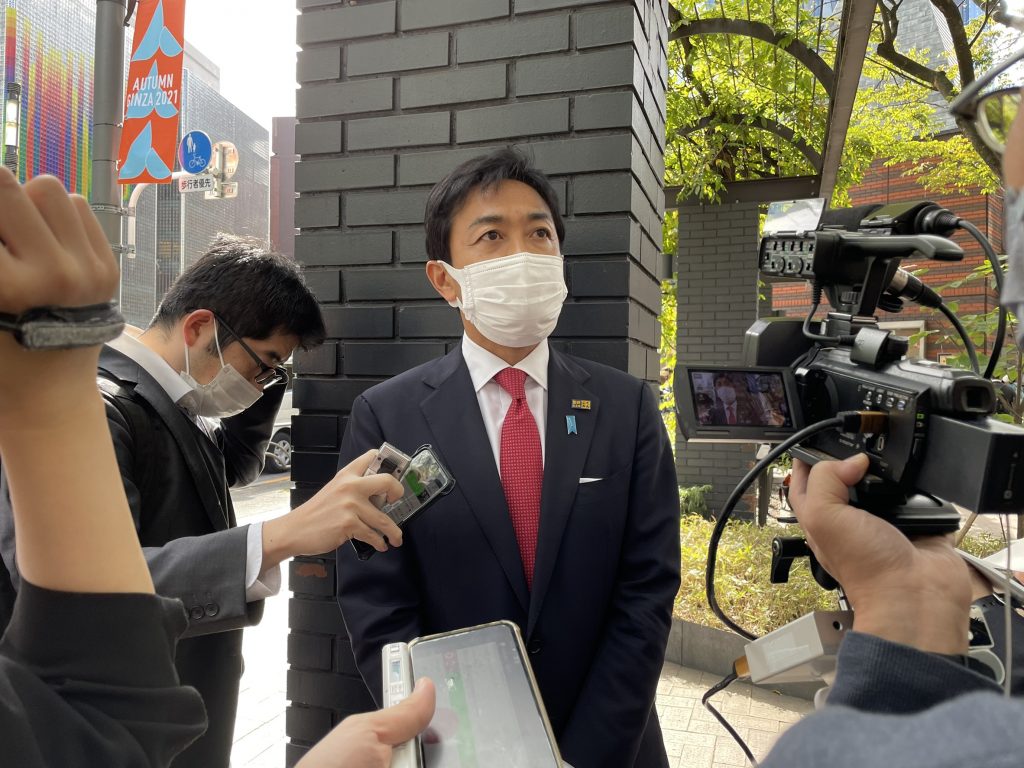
[
  {"left": 286, "top": 1, "right": 670, "bottom": 762},
  {"left": 675, "top": 202, "right": 762, "bottom": 518}
]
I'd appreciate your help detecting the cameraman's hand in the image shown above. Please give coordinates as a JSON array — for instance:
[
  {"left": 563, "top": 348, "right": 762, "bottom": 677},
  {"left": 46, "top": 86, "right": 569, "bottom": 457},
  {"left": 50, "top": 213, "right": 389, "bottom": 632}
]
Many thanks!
[
  {"left": 261, "top": 449, "right": 405, "bottom": 568},
  {"left": 790, "top": 454, "right": 971, "bottom": 655},
  {"left": 0, "top": 170, "right": 119, "bottom": 427},
  {"left": 296, "top": 678, "right": 435, "bottom": 768}
]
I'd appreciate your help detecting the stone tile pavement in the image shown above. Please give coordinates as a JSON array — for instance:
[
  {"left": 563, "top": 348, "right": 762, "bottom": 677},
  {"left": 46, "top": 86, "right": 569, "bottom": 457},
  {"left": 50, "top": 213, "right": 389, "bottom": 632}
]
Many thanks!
[{"left": 656, "top": 663, "right": 813, "bottom": 768}]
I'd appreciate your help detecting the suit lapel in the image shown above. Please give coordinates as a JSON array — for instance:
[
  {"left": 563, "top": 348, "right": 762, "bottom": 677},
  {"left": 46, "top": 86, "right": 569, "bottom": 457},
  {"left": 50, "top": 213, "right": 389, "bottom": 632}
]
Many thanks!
[
  {"left": 420, "top": 349, "right": 530, "bottom": 612},
  {"left": 100, "top": 348, "right": 231, "bottom": 531},
  {"left": 528, "top": 350, "right": 597, "bottom": 633}
]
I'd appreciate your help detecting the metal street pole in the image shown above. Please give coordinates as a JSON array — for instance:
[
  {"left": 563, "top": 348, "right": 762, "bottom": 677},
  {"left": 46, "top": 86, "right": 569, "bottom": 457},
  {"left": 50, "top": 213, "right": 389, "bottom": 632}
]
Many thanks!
[{"left": 90, "top": 0, "right": 127, "bottom": 281}]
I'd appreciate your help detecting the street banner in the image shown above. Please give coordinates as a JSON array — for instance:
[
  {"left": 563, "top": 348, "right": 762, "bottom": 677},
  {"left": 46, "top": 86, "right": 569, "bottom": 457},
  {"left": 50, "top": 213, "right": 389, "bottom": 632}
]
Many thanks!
[{"left": 118, "top": 0, "right": 186, "bottom": 184}]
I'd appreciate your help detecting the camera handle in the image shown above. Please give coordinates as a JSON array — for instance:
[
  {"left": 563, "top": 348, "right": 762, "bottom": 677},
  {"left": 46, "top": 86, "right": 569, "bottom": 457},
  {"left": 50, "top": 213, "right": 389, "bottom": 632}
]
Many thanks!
[
  {"left": 770, "top": 537, "right": 838, "bottom": 590},
  {"left": 791, "top": 445, "right": 963, "bottom": 537},
  {"left": 849, "top": 486, "right": 962, "bottom": 536},
  {"left": 770, "top": 490, "right": 961, "bottom": 592}
]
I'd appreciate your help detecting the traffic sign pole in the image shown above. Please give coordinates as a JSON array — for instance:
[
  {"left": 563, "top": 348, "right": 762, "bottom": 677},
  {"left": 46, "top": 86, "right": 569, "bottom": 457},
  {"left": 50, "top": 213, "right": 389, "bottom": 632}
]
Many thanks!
[{"left": 90, "top": 0, "right": 127, "bottom": 304}]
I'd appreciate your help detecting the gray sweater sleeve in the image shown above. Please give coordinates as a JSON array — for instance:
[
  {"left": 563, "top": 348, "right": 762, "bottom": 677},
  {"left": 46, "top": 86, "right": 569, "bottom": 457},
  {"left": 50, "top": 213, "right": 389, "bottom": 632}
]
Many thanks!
[{"left": 760, "top": 632, "right": 1024, "bottom": 768}]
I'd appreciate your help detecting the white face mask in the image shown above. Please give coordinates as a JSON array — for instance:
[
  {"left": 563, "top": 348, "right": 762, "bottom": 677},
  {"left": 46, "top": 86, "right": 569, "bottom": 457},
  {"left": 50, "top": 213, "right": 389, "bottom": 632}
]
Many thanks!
[
  {"left": 440, "top": 252, "right": 568, "bottom": 348},
  {"left": 179, "top": 321, "right": 262, "bottom": 419},
  {"left": 716, "top": 386, "right": 737, "bottom": 405}
]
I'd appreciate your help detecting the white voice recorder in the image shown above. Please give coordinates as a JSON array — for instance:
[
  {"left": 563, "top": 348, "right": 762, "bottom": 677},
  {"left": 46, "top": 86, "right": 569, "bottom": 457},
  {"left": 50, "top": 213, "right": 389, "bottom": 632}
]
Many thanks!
[{"left": 381, "top": 642, "right": 422, "bottom": 768}]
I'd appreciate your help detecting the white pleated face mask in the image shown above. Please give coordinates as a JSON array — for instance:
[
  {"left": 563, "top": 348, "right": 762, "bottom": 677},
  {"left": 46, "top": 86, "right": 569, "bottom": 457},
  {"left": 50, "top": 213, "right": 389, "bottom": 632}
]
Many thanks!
[
  {"left": 179, "top": 321, "right": 262, "bottom": 419},
  {"left": 440, "top": 252, "right": 568, "bottom": 348}
]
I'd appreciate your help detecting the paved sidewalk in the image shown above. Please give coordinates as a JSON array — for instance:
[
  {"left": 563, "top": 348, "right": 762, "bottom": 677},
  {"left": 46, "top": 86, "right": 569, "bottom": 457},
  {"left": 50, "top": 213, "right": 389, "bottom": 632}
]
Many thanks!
[{"left": 657, "top": 663, "right": 813, "bottom": 767}]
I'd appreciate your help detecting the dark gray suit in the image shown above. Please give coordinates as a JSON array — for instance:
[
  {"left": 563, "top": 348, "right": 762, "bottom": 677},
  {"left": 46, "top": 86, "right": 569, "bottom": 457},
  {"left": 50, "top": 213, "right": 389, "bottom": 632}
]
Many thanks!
[
  {"left": 0, "top": 345, "right": 284, "bottom": 768},
  {"left": 336, "top": 346, "right": 681, "bottom": 768}
]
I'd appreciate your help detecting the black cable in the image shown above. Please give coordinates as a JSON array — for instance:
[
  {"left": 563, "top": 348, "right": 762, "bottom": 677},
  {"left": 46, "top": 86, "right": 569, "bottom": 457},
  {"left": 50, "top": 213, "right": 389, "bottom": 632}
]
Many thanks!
[
  {"left": 706, "top": 415, "right": 846, "bottom": 641},
  {"left": 938, "top": 301, "right": 981, "bottom": 374},
  {"left": 702, "top": 670, "right": 758, "bottom": 767},
  {"left": 802, "top": 286, "right": 855, "bottom": 345},
  {"left": 801, "top": 300, "right": 834, "bottom": 343},
  {"left": 957, "top": 219, "right": 1006, "bottom": 380}
]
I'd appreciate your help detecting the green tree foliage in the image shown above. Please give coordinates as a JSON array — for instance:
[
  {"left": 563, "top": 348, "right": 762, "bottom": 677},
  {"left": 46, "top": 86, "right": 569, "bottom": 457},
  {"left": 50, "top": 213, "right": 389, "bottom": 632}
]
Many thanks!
[
  {"left": 665, "top": 0, "right": 1012, "bottom": 204},
  {"left": 666, "top": 0, "right": 835, "bottom": 202}
]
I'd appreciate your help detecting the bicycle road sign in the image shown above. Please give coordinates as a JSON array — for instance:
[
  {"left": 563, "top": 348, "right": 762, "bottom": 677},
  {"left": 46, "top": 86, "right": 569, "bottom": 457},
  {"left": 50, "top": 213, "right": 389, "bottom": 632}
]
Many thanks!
[{"left": 178, "top": 130, "right": 213, "bottom": 174}]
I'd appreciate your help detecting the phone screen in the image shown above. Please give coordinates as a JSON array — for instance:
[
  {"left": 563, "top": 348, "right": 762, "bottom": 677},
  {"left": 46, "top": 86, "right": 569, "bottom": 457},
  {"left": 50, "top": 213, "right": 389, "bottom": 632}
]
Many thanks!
[{"left": 410, "top": 623, "right": 561, "bottom": 768}]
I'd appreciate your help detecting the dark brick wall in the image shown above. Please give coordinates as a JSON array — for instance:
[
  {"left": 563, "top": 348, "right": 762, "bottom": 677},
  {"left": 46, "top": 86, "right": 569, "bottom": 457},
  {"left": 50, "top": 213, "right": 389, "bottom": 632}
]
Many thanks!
[
  {"left": 675, "top": 202, "right": 762, "bottom": 518},
  {"left": 287, "top": 1, "right": 670, "bottom": 761}
]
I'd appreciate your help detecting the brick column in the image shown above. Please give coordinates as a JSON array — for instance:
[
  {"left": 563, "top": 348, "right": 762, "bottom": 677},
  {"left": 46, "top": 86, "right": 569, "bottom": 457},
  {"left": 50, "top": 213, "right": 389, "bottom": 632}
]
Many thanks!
[
  {"left": 675, "top": 202, "right": 762, "bottom": 518},
  {"left": 286, "top": 1, "right": 670, "bottom": 762}
]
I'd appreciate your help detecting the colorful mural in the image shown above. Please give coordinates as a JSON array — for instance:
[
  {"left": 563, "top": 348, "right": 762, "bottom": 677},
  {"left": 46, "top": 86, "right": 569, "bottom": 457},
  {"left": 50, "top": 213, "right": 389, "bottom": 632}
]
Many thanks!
[{"left": 1, "top": 1, "right": 94, "bottom": 195}]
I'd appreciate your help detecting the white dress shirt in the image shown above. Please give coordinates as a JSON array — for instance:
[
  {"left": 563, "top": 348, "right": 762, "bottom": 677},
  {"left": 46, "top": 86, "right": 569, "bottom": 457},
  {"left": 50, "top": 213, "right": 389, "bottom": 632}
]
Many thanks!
[
  {"left": 106, "top": 332, "right": 281, "bottom": 601},
  {"left": 461, "top": 334, "right": 549, "bottom": 472}
]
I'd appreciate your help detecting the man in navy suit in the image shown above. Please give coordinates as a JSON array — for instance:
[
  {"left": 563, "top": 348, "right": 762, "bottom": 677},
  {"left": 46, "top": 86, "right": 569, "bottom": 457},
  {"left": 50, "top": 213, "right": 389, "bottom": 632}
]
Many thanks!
[{"left": 335, "top": 149, "right": 680, "bottom": 768}]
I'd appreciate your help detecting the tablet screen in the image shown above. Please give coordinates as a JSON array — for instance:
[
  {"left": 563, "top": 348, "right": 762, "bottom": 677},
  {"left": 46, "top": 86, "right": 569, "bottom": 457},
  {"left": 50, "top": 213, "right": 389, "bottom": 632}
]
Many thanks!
[{"left": 410, "top": 623, "right": 561, "bottom": 768}]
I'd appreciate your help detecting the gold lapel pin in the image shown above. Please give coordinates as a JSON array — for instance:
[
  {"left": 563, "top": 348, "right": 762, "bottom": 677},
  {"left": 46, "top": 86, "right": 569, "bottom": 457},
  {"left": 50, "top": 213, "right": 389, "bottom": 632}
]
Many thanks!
[{"left": 571, "top": 399, "right": 591, "bottom": 411}]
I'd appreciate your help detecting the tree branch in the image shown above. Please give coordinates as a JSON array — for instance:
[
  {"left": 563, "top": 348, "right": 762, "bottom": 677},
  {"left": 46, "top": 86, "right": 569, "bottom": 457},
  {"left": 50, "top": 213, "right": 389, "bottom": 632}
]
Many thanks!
[
  {"left": 930, "top": 0, "right": 976, "bottom": 86},
  {"left": 864, "top": 55, "right": 933, "bottom": 89},
  {"left": 680, "top": 38, "right": 711, "bottom": 108},
  {"left": 968, "top": 6, "right": 993, "bottom": 48},
  {"left": 873, "top": 0, "right": 1002, "bottom": 185}
]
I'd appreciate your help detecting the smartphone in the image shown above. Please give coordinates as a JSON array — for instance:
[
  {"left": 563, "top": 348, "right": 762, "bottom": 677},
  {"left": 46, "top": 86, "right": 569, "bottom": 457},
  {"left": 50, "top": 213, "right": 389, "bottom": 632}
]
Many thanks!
[{"left": 352, "top": 444, "right": 455, "bottom": 561}]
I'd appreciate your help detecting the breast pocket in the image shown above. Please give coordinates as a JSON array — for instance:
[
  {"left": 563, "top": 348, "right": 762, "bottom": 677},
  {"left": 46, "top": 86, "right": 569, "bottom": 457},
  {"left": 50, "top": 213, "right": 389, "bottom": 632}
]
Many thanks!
[
  {"left": 573, "top": 463, "right": 631, "bottom": 509},
  {"left": 569, "top": 463, "right": 633, "bottom": 560}
]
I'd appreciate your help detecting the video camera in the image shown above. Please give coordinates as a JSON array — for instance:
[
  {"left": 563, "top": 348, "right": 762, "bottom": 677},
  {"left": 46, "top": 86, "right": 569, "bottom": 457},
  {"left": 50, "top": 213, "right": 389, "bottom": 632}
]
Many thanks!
[
  {"left": 684, "top": 197, "right": 1024, "bottom": 757},
  {"left": 677, "top": 197, "right": 1024, "bottom": 550}
]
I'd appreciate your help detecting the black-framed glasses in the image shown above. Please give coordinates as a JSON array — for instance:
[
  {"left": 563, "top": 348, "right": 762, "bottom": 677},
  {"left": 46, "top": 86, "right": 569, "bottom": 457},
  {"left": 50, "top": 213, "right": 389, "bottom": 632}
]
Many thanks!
[
  {"left": 950, "top": 46, "right": 1024, "bottom": 155},
  {"left": 212, "top": 314, "right": 289, "bottom": 387}
]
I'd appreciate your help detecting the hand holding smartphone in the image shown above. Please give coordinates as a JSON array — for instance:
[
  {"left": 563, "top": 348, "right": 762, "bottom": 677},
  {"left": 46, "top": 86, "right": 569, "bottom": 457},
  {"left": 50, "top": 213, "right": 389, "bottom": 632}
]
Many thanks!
[{"left": 352, "top": 443, "right": 455, "bottom": 561}]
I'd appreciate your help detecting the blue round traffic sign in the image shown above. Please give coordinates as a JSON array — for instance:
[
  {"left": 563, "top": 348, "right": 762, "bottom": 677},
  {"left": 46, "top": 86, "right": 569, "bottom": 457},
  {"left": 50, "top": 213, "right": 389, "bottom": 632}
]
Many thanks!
[{"left": 178, "top": 130, "right": 213, "bottom": 174}]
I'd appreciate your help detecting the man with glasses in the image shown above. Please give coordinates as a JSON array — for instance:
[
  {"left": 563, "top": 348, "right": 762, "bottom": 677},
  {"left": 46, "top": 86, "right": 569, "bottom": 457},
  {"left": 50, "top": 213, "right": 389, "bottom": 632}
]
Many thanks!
[{"left": 0, "top": 234, "right": 406, "bottom": 768}]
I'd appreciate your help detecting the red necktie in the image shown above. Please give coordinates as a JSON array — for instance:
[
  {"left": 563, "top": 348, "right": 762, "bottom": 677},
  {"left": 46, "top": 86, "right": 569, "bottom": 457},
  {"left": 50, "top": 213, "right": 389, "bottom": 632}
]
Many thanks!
[
  {"left": 727, "top": 405, "right": 736, "bottom": 425},
  {"left": 494, "top": 367, "right": 543, "bottom": 589}
]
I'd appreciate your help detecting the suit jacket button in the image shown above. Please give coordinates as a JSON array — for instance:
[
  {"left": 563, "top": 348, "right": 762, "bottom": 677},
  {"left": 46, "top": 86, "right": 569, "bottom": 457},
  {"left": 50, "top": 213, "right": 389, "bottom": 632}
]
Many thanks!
[
  {"left": 527, "top": 639, "right": 543, "bottom": 655},
  {"left": 205, "top": 603, "right": 219, "bottom": 617},
  {"left": 189, "top": 606, "right": 204, "bottom": 620}
]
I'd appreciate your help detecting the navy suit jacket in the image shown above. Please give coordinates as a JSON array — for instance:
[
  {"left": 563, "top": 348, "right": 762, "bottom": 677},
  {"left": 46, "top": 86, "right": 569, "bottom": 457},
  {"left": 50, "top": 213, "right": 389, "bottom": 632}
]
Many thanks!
[{"left": 336, "top": 346, "right": 680, "bottom": 768}]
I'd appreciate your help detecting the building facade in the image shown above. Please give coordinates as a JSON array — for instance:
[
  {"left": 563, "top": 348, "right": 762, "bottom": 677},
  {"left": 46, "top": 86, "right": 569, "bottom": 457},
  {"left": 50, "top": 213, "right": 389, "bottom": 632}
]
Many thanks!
[
  {"left": 1, "top": 0, "right": 270, "bottom": 328},
  {"left": 1, "top": 0, "right": 98, "bottom": 189}
]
